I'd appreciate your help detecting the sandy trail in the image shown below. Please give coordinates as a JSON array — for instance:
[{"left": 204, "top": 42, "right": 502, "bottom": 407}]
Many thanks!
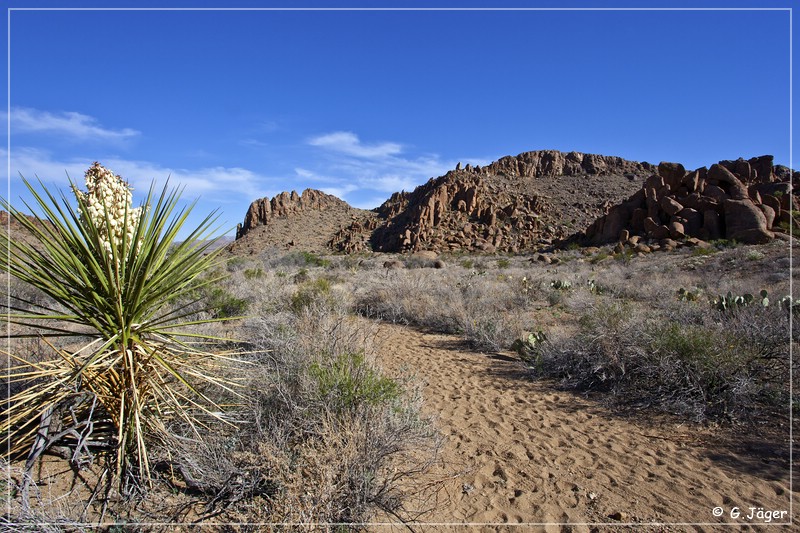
[{"left": 372, "top": 323, "right": 793, "bottom": 532}]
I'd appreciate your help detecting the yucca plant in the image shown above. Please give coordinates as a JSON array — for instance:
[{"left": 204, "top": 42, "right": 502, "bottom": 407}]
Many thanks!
[{"left": 1, "top": 162, "right": 242, "bottom": 490}]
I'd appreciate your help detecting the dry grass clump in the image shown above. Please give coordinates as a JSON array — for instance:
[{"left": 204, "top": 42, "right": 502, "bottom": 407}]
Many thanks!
[
  {"left": 130, "top": 267, "right": 439, "bottom": 528},
  {"left": 534, "top": 296, "right": 793, "bottom": 422},
  {"left": 352, "top": 267, "right": 540, "bottom": 351}
]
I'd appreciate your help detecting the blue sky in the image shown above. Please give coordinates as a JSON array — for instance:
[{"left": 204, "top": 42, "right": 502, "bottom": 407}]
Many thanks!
[{"left": 2, "top": 0, "right": 796, "bottom": 238}]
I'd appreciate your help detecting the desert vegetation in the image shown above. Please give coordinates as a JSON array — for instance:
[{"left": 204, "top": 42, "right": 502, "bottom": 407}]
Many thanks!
[
  {"left": 1, "top": 166, "right": 437, "bottom": 530},
  {"left": 0, "top": 164, "right": 794, "bottom": 529}
]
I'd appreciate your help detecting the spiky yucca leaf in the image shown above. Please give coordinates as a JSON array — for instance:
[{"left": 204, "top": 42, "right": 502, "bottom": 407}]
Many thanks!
[{"left": 1, "top": 165, "right": 244, "bottom": 487}]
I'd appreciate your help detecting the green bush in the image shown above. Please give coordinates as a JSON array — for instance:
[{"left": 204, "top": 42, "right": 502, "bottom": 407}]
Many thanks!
[
  {"left": 209, "top": 286, "right": 249, "bottom": 318},
  {"left": 309, "top": 352, "right": 400, "bottom": 412},
  {"left": 291, "top": 277, "right": 334, "bottom": 313},
  {"left": 691, "top": 246, "right": 716, "bottom": 257},
  {"left": 301, "top": 251, "right": 332, "bottom": 268},
  {"left": 244, "top": 267, "right": 265, "bottom": 279}
]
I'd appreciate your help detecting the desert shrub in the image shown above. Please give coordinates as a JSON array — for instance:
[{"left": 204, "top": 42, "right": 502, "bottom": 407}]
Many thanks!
[
  {"left": 535, "top": 298, "right": 791, "bottom": 421},
  {"left": 613, "top": 247, "right": 635, "bottom": 263},
  {"left": 337, "top": 253, "right": 367, "bottom": 272},
  {"left": 496, "top": 258, "right": 510, "bottom": 269},
  {"left": 354, "top": 268, "right": 535, "bottom": 352},
  {"left": 460, "top": 315, "right": 516, "bottom": 352},
  {"left": 226, "top": 255, "right": 249, "bottom": 271},
  {"left": 309, "top": 352, "right": 401, "bottom": 413},
  {"left": 291, "top": 277, "right": 334, "bottom": 314},
  {"left": 124, "top": 271, "right": 437, "bottom": 527},
  {"left": 268, "top": 249, "right": 332, "bottom": 269},
  {"left": 208, "top": 285, "right": 250, "bottom": 318},
  {"left": 691, "top": 246, "right": 717, "bottom": 257},
  {"left": 354, "top": 270, "right": 463, "bottom": 333},
  {"left": 243, "top": 267, "right": 265, "bottom": 279},
  {"left": 546, "top": 288, "right": 565, "bottom": 307},
  {"left": 0, "top": 164, "right": 241, "bottom": 494},
  {"left": 710, "top": 238, "right": 738, "bottom": 249},
  {"left": 303, "top": 250, "right": 332, "bottom": 268},
  {"left": 403, "top": 255, "right": 435, "bottom": 269},
  {"left": 235, "top": 306, "right": 437, "bottom": 526}
]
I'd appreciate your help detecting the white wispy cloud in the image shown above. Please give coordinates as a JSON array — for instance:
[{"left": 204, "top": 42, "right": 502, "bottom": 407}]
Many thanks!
[
  {"left": 4, "top": 107, "right": 140, "bottom": 141},
  {"left": 4, "top": 147, "right": 275, "bottom": 203},
  {"left": 292, "top": 167, "right": 359, "bottom": 198},
  {"left": 308, "top": 131, "right": 402, "bottom": 158}
]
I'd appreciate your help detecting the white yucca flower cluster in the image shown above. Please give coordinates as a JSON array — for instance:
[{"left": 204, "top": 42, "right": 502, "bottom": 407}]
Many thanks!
[{"left": 73, "top": 162, "right": 145, "bottom": 260}]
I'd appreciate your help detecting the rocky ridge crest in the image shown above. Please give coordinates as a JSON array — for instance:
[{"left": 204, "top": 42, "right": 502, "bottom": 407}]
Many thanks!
[
  {"left": 329, "top": 150, "right": 654, "bottom": 253},
  {"left": 230, "top": 189, "right": 375, "bottom": 254},
  {"left": 231, "top": 149, "right": 793, "bottom": 256}
]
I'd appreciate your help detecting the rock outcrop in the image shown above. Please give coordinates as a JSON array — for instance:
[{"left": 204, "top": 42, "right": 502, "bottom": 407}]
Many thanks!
[
  {"left": 237, "top": 189, "right": 353, "bottom": 240},
  {"left": 329, "top": 150, "right": 653, "bottom": 254},
  {"left": 231, "top": 189, "right": 376, "bottom": 254},
  {"left": 484, "top": 150, "right": 651, "bottom": 179},
  {"left": 583, "top": 155, "right": 796, "bottom": 246},
  {"left": 232, "top": 150, "right": 792, "bottom": 256}
]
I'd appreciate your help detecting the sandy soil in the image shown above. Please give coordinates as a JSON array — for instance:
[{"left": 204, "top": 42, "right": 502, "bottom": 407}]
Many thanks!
[{"left": 371, "top": 323, "right": 794, "bottom": 532}]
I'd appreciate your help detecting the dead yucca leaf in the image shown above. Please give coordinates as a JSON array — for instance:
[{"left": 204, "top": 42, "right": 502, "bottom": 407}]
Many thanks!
[{"left": 1, "top": 163, "right": 245, "bottom": 490}]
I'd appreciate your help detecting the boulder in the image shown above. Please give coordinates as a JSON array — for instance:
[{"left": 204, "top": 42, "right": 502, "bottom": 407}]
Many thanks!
[
  {"left": 644, "top": 217, "right": 671, "bottom": 240},
  {"left": 704, "top": 184, "right": 728, "bottom": 202},
  {"left": 723, "top": 199, "right": 774, "bottom": 244},
  {"left": 677, "top": 208, "right": 703, "bottom": 236},
  {"left": 681, "top": 170, "right": 703, "bottom": 193},
  {"left": 761, "top": 194, "right": 781, "bottom": 216},
  {"left": 658, "top": 162, "right": 686, "bottom": 191},
  {"left": 669, "top": 221, "right": 685, "bottom": 239},
  {"left": 758, "top": 204, "right": 776, "bottom": 229},
  {"left": 752, "top": 182, "right": 790, "bottom": 199},
  {"left": 596, "top": 206, "right": 630, "bottom": 244},
  {"left": 630, "top": 208, "right": 647, "bottom": 234},
  {"left": 749, "top": 155, "right": 774, "bottom": 182},
  {"left": 645, "top": 174, "right": 665, "bottom": 190},
  {"left": 660, "top": 196, "right": 684, "bottom": 216},
  {"left": 708, "top": 164, "right": 749, "bottom": 200}
]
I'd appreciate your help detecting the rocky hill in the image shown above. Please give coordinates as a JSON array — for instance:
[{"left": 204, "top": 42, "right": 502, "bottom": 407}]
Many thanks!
[
  {"left": 580, "top": 155, "right": 796, "bottom": 246},
  {"left": 231, "top": 149, "right": 794, "bottom": 255},
  {"left": 331, "top": 150, "right": 653, "bottom": 253},
  {"left": 229, "top": 189, "right": 376, "bottom": 255}
]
